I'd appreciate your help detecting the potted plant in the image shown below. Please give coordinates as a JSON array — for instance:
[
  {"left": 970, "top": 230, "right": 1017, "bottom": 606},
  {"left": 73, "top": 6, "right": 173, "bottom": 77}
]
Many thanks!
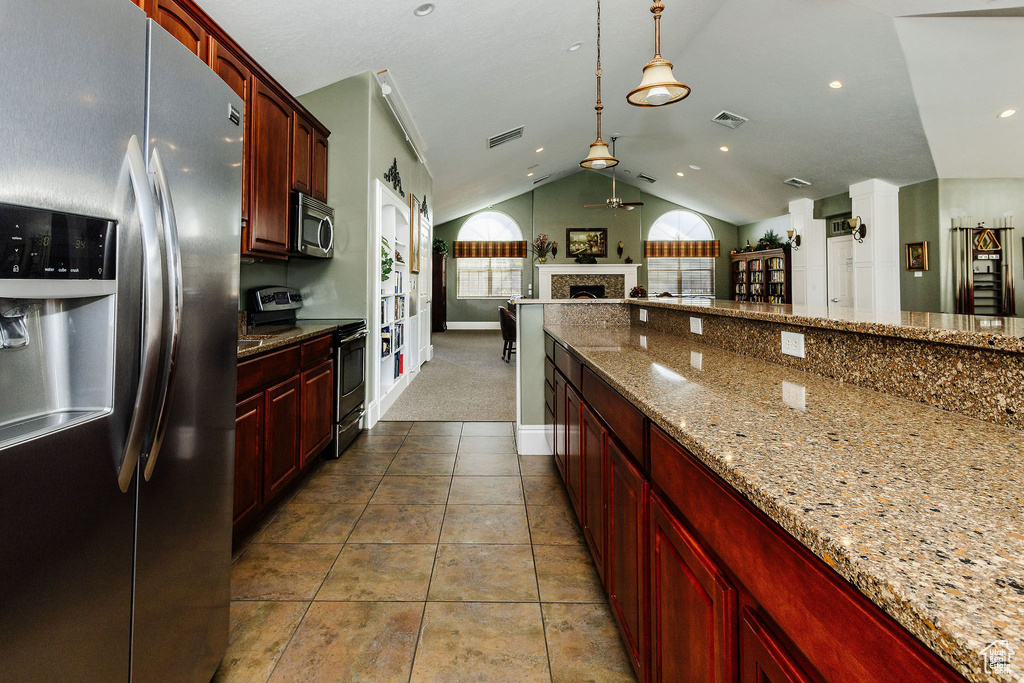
[
  {"left": 433, "top": 238, "right": 448, "bottom": 256},
  {"left": 381, "top": 237, "right": 393, "bottom": 281},
  {"left": 532, "top": 234, "right": 556, "bottom": 263}
]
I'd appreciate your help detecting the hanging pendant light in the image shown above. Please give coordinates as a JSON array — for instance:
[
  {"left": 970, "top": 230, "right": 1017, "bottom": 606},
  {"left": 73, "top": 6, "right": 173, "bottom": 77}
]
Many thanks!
[
  {"left": 627, "top": 2, "right": 690, "bottom": 107},
  {"left": 580, "top": 0, "right": 618, "bottom": 170}
]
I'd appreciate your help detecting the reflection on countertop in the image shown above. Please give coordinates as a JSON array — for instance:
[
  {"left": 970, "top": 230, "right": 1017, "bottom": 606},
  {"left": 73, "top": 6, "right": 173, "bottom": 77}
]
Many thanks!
[
  {"left": 545, "top": 321, "right": 1024, "bottom": 683},
  {"left": 237, "top": 323, "right": 339, "bottom": 359}
]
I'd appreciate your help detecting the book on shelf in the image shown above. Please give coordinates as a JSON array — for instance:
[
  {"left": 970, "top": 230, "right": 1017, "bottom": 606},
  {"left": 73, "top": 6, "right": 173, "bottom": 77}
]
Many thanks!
[
  {"left": 381, "top": 326, "right": 392, "bottom": 358},
  {"left": 394, "top": 353, "right": 401, "bottom": 379}
]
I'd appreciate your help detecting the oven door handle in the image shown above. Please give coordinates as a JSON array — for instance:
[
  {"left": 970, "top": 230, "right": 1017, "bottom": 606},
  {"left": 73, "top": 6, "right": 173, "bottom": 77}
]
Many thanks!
[{"left": 338, "top": 330, "right": 367, "bottom": 345}]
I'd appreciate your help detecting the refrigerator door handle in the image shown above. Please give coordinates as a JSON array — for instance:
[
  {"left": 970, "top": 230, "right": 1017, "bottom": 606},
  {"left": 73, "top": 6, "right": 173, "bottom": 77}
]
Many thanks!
[
  {"left": 118, "top": 135, "right": 165, "bottom": 493},
  {"left": 142, "top": 148, "right": 182, "bottom": 481}
]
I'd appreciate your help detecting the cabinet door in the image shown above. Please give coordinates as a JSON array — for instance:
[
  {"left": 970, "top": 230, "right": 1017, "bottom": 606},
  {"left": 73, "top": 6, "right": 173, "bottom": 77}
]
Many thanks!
[
  {"left": 565, "top": 383, "right": 583, "bottom": 520},
  {"left": 248, "top": 77, "right": 292, "bottom": 257},
  {"left": 208, "top": 37, "right": 250, "bottom": 228},
  {"left": 650, "top": 492, "right": 738, "bottom": 683},
  {"left": 147, "top": 0, "right": 206, "bottom": 60},
  {"left": 312, "top": 129, "right": 329, "bottom": 201},
  {"left": 553, "top": 371, "right": 567, "bottom": 479},
  {"left": 741, "top": 607, "right": 814, "bottom": 683},
  {"left": 607, "top": 438, "right": 648, "bottom": 681},
  {"left": 291, "top": 114, "right": 313, "bottom": 194},
  {"left": 581, "top": 404, "right": 607, "bottom": 583},
  {"left": 234, "top": 394, "right": 263, "bottom": 530},
  {"left": 300, "top": 358, "right": 334, "bottom": 469},
  {"left": 264, "top": 375, "right": 301, "bottom": 502}
]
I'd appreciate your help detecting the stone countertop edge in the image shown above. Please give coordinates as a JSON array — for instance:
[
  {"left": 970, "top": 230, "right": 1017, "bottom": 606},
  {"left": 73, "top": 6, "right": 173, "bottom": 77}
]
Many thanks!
[
  {"left": 544, "top": 323, "right": 1021, "bottom": 683},
  {"left": 237, "top": 323, "right": 339, "bottom": 359}
]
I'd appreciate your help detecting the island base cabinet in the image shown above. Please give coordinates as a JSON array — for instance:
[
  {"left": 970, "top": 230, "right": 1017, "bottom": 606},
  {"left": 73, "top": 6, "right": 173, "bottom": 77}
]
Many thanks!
[
  {"left": 581, "top": 404, "right": 607, "bottom": 584},
  {"left": 741, "top": 607, "right": 815, "bottom": 683},
  {"left": 565, "top": 383, "right": 583, "bottom": 519},
  {"left": 553, "top": 371, "right": 567, "bottom": 479}
]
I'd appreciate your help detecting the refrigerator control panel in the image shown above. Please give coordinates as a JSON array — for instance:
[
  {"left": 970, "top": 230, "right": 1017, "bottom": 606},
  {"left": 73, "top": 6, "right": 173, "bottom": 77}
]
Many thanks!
[{"left": 0, "top": 202, "right": 116, "bottom": 280}]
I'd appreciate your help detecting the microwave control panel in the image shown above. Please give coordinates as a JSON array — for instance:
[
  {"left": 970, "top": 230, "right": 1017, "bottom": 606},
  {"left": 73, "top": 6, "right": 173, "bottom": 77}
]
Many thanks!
[{"left": 0, "top": 202, "right": 116, "bottom": 280}]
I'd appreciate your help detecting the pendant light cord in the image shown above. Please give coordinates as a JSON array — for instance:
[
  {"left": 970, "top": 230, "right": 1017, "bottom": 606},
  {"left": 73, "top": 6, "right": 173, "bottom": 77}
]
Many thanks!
[
  {"left": 652, "top": 2, "right": 664, "bottom": 58},
  {"left": 595, "top": 0, "right": 603, "bottom": 141}
]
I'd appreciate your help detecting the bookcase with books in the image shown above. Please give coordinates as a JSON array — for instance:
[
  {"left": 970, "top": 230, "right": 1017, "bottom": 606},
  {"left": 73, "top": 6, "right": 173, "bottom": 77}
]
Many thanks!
[
  {"left": 375, "top": 182, "right": 412, "bottom": 415},
  {"left": 730, "top": 247, "right": 791, "bottom": 304}
]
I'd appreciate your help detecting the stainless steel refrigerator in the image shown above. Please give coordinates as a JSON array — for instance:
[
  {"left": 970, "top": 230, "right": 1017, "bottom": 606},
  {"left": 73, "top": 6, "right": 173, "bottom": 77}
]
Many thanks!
[{"left": 0, "top": 1, "right": 242, "bottom": 680}]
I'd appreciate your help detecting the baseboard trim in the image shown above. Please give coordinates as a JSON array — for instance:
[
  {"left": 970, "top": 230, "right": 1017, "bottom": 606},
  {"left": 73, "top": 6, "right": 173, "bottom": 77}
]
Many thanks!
[
  {"left": 446, "top": 322, "right": 500, "bottom": 330},
  {"left": 517, "top": 424, "right": 553, "bottom": 455}
]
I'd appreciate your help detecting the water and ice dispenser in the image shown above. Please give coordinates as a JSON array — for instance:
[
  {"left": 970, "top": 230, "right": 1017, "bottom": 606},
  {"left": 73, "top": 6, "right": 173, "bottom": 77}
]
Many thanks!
[{"left": 0, "top": 202, "right": 118, "bottom": 446}]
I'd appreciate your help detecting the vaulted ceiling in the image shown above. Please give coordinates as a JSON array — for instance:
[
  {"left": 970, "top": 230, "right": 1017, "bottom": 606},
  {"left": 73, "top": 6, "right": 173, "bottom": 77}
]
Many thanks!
[{"left": 198, "top": 0, "right": 1023, "bottom": 225}]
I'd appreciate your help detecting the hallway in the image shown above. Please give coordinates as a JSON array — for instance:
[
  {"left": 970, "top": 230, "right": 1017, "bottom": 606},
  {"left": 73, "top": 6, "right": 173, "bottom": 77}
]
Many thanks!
[{"left": 219, "top": 421, "right": 635, "bottom": 682}]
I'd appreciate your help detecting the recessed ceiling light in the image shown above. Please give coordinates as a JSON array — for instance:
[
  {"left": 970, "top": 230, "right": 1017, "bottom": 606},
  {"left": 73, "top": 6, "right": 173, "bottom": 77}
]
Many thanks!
[
  {"left": 536, "top": 147, "right": 544, "bottom": 153},
  {"left": 719, "top": 146, "right": 729, "bottom": 152},
  {"left": 999, "top": 109, "right": 1017, "bottom": 118},
  {"left": 413, "top": 3, "right": 434, "bottom": 16},
  {"left": 527, "top": 172, "right": 534, "bottom": 177},
  {"left": 829, "top": 80, "right": 843, "bottom": 89},
  {"left": 567, "top": 42, "right": 583, "bottom": 52},
  {"left": 676, "top": 172, "right": 685, "bottom": 177},
  {"left": 689, "top": 164, "right": 701, "bottom": 170}
]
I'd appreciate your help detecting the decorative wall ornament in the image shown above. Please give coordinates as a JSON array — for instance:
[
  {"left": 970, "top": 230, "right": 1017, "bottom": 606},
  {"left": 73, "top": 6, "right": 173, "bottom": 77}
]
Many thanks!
[
  {"left": 420, "top": 195, "right": 429, "bottom": 219},
  {"left": 384, "top": 158, "right": 405, "bottom": 197}
]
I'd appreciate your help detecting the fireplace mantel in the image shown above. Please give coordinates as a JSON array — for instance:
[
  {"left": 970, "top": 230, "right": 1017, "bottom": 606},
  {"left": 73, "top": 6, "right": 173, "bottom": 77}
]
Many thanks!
[{"left": 535, "top": 263, "right": 641, "bottom": 299}]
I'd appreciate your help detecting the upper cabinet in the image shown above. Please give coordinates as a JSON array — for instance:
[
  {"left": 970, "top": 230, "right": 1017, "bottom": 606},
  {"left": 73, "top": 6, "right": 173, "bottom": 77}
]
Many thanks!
[
  {"left": 137, "top": 0, "right": 330, "bottom": 259},
  {"left": 146, "top": 0, "right": 206, "bottom": 61}
]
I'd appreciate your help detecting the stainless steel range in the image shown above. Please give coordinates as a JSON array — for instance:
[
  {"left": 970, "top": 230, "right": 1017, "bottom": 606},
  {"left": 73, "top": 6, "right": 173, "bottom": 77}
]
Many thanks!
[{"left": 248, "top": 286, "right": 366, "bottom": 455}]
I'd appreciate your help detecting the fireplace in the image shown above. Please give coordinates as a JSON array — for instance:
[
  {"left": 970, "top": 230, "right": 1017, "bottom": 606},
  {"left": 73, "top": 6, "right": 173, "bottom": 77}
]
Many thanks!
[
  {"left": 570, "top": 284, "right": 606, "bottom": 298},
  {"left": 535, "top": 264, "right": 640, "bottom": 299}
]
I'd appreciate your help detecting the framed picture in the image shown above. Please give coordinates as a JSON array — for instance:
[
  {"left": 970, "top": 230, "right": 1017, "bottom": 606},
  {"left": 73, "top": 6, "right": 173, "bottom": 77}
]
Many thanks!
[
  {"left": 409, "top": 195, "right": 421, "bottom": 274},
  {"left": 905, "top": 241, "right": 929, "bottom": 271},
  {"left": 566, "top": 228, "right": 608, "bottom": 257}
]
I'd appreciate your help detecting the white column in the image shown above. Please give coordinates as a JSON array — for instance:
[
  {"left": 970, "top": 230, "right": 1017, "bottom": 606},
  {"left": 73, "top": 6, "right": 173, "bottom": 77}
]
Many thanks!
[
  {"left": 849, "top": 179, "right": 901, "bottom": 312},
  {"left": 789, "top": 198, "right": 826, "bottom": 307}
]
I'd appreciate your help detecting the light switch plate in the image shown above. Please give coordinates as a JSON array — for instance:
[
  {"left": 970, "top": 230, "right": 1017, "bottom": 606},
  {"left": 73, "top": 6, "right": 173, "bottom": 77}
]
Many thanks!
[
  {"left": 639, "top": 308, "right": 648, "bottom": 322},
  {"left": 690, "top": 317, "right": 703, "bottom": 335},
  {"left": 781, "top": 331, "right": 805, "bottom": 358}
]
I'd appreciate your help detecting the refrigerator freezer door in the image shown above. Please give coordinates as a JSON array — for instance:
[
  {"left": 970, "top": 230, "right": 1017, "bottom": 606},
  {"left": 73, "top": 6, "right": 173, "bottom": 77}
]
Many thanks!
[
  {"left": 130, "top": 24, "right": 243, "bottom": 683},
  {"left": 0, "top": 1, "right": 150, "bottom": 680}
]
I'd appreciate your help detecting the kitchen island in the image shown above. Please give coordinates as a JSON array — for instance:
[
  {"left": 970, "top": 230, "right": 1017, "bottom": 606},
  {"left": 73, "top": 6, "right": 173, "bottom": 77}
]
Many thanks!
[{"left": 520, "top": 298, "right": 1023, "bottom": 683}]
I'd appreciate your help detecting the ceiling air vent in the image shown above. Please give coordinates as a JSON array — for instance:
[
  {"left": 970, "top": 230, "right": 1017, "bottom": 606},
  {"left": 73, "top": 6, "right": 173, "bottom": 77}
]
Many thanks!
[
  {"left": 636, "top": 173, "right": 657, "bottom": 184},
  {"left": 783, "top": 177, "right": 812, "bottom": 188},
  {"left": 712, "top": 110, "right": 749, "bottom": 129},
  {"left": 488, "top": 126, "right": 524, "bottom": 149},
  {"left": 532, "top": 174, "right": 551, "bottom": 185}
]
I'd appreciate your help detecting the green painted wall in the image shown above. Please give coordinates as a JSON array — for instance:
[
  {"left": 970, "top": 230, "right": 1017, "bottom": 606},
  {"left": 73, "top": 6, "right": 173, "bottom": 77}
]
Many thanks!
[
  {"left": 813, "top": 192, "right": 852, "bottom": 220},
  {"left": 437, "top": 171, "right": 740, "bottom": 323},
  {"left": 736, "top": 214, "right": 791, "bottom": 254},
  {"left": 898, "top": 179, "right": 941, "bottom": 313}
]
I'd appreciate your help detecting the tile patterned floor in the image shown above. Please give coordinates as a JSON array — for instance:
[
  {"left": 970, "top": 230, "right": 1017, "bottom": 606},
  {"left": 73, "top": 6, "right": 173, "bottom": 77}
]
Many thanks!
[{"left": 218, "top": 421, "right": 636, "bottom": 682}]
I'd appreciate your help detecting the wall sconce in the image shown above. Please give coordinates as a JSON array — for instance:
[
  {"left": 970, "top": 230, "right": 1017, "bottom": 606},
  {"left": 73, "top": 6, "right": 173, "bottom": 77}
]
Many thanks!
[
  {"left": 617, "top": 241, "right": 624, "bottom": 257},
  {"left": 551, "top": 242, "right": 558, "bottom": 258},
  {"left": 848, "top": 217, "right": 866, "bottom": 243},
  {"left": 787, "top": 229, "right": 801, "bottom": 250}
]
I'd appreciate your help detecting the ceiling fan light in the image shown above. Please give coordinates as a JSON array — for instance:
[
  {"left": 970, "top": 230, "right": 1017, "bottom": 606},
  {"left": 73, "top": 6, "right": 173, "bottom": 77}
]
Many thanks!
[
  {"left": 627, "top": 58, "right": 690, "bottom": 107},
  {"left": 580, "top": 140, "right": 618, "bottom": 169}
]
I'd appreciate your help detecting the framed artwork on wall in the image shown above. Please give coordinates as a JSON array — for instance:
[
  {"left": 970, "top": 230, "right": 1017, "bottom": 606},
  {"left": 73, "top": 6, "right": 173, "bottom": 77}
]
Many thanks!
[
  {"left": 566, "top": 228, "right": 608, "bottom": 257},
  {"left": 905, "top": 241, "right": 929, "bottom": 271},
  {"left": 409, "top": 195, "right": 421, "bottom": 274}
]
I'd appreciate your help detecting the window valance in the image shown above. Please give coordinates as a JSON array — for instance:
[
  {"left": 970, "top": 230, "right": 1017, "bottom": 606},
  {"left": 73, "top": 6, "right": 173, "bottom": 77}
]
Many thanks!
[{"left": 452, "top": 241, "right": 528, "bottom": 259}]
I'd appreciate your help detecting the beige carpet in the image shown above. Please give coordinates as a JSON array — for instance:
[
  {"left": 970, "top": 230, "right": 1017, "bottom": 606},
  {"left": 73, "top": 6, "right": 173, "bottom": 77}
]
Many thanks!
[{"left": 381, "top": 330, "right": 516, "bottom": 422}]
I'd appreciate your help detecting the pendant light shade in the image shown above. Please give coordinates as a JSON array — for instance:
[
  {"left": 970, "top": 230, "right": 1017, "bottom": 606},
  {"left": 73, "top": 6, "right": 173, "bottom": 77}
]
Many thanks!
[
  {"left": 580, "top": 0, "right": 618, "bottom": 170},
  {"left": 627, "top": 2, "right": 690, "bottom": 107}
]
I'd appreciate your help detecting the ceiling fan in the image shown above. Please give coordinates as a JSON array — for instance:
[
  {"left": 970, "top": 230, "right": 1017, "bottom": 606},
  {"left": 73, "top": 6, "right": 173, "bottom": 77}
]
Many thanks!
[{"left": 585, "top": 136, "right": 645, "bottom": 211}]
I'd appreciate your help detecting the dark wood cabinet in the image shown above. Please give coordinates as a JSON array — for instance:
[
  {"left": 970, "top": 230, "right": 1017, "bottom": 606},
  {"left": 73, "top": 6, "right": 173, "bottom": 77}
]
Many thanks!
[
  {"left": 291, "top": 114, "right": 313, "bottom": 194},
  {"left": 300, "top": 358, "right": 334, "bottom": 469},
  {"left": 607, "top": 437, "right": 648, "bottom": 682},
  {"left": 247, "top": 78, "right": 292, "bottom": 257},
  {"left": 147, "top": 0, "right": 206, "bottom": 60},
  {"left": 263, "top": 375, "right": 301, "bottom": 501},
  {"left": 208, "top": 37, "right": 250, "bottom": 228},
  {"left": 553, "top": 370, "right": 567, "bottom": 479},
  {"left": 741, "top": 607, "right": 815, "bottom": 683},
  {"left": 565, "top": 383, "right": 584, "bottom": 519},
  {"left": 581, "top": 404, "right": 607, "bottom": 584},
  {"left": 233, "top": 394, "right": 263, "bottom": 529},
  {"left": 431, "top": 253, "right": 447, "bottom": 333},
  {"left": 650, "top": 491, "right": 738, "bottom": 683},
  {"left": 312, "top": 129, "right": 329, "bottom": 201}
]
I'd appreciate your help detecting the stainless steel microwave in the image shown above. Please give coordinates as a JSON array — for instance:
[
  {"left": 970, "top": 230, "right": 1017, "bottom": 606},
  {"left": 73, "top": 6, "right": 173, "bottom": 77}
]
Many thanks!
[{"left": 291, "top": 192, "right": 334, "bottom": 258}]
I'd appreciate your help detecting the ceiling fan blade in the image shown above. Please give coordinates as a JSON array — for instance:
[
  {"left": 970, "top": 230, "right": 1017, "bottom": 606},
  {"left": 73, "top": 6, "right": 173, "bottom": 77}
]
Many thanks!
[
  {"left": 584, "top": 203, "right": 609, "bottom": 208},
  {"left": 621, "top": 202, "right": 645, "bottom": 207}
]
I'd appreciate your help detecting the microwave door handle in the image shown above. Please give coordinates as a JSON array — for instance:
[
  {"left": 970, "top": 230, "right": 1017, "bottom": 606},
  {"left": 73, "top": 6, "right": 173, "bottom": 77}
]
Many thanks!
[
  {"left": 117, "top": 135, "right": 164, "bottom": 493},
  {"left": 318, "top": 216, "right": 334, "bottom": 254},
  {"left": 142, "top": 147, "right": 182, "bottom": 481}
]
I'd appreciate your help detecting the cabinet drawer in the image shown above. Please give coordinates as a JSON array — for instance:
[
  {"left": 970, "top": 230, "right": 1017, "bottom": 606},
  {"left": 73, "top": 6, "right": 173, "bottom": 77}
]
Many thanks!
[
  {"left": 582, "top": 366, "right": 645, "bottom": 469},
  {"left": 554, "top": 343, "right": 582, "bottom": 389},
  {"left": 544, "top": 358, "right": 555, "bottom": 390},
  {"left": 301, "top": 334, "right": 334, "bottom": 367},
  {"left": 237, "top": 345, "right": 301, "bottom": 397},
  {"left": 544, "top": 333, "right": 555, "bottom": 361}
]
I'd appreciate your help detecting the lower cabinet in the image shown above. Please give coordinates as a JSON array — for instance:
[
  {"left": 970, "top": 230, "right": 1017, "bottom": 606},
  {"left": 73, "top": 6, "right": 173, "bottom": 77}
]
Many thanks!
[
  {"left": 553, "top": 371, "right": 567, "bottom": 478},
  {"left": 300, "top": 358, "right": 335, "bottom": 469},
  {"left": 581, "top": 404, "right": 607, "bottom": 584},
  {"left": 565, "top": 383, "right": 583, "bottom": 518},
  {"left": 233, "top": 394, "right": 263, "bottom": 530},
  {"left": 263, "top": 375, "right": 301, "bottom": 501},
  {"left": 741, "top": 607, "right": 815, "bottom": 683}
]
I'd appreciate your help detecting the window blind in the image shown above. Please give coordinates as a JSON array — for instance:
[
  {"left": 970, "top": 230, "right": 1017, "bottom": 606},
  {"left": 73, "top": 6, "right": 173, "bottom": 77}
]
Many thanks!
[
  {"left": 648, "top": 257, "right": 716, "bottom": 297},
  {"left": 457, "top": 258, "right": 523, "bottom": 298}
]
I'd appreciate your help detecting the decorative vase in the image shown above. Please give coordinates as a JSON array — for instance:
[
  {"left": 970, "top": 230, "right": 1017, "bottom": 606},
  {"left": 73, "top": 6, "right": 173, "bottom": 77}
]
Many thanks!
[{"left": 539, "top": 257, "right": 547, "bottom": 264}]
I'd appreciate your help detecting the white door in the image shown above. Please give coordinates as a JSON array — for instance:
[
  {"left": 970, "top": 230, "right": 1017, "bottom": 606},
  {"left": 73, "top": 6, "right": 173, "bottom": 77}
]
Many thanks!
[
  {"left": 419, "top": 218, "right": 433, "bottom": 362},
  {"left": 827, "top": 236, "right": 854, "bottom": 307}
]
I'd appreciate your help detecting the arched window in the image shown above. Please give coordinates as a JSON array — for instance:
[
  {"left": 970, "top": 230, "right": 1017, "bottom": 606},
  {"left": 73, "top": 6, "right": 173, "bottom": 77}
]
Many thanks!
[
  {"left": 456, "top": 211, "right": 524, "bottom": 298},
  {"left": 647, "top": 210, "right": 716, "bottom": 297}
]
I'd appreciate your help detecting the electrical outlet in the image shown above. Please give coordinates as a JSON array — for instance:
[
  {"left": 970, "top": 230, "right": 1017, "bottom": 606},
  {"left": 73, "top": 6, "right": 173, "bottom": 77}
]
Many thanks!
[
  {"left": 782, "top": 381, "right": 806, "bottom": 411},
  {"left": 690, "top": 317, "right": 703, "bottom": 335},
  {"left": 639, "top": 308, "right": 648, "bottom": 323},
  {"left": 914, "top": 272, "right": 923, "bottom": 278},
  {"left": 690, "top": 351, "right": 703, "bottom": 370},
  {"left": 640, "top": 334, "right": 648, "bottom": 349},
  {"left": 781, "top": 331, "right": 805, "bottom": 358}
]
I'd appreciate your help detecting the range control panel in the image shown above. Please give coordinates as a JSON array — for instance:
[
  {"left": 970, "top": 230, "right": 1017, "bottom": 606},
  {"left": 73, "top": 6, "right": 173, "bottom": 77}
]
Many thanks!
[
  {"left": 248, "top": 286, "right": 303, "bottom": 312},
  {"left": 0, "top": 202, "right": 116, "bottom": 280}
]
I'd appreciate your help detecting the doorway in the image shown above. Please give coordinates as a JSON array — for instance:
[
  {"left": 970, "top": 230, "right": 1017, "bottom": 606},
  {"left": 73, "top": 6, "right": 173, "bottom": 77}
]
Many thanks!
[{"left": 827, "top": 235, "right": 854, "bottom": 307}]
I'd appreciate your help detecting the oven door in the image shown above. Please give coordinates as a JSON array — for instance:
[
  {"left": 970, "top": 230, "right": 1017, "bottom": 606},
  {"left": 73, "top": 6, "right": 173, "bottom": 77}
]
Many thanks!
[
  {"left": 292, "top": 193, "right": 334, "bottom": 258},
  {"left": 336, "top": 330, "right": 366, "bottom": 421}
]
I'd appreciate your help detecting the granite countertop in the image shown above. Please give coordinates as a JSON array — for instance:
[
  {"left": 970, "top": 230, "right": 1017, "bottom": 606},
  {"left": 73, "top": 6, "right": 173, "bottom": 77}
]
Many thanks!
[
  {"left": 237, "top": 323, "right": 339, "bottom": 359},
  {"left": 545, "top": 322, "right": 1024, "bottom": 683}
]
